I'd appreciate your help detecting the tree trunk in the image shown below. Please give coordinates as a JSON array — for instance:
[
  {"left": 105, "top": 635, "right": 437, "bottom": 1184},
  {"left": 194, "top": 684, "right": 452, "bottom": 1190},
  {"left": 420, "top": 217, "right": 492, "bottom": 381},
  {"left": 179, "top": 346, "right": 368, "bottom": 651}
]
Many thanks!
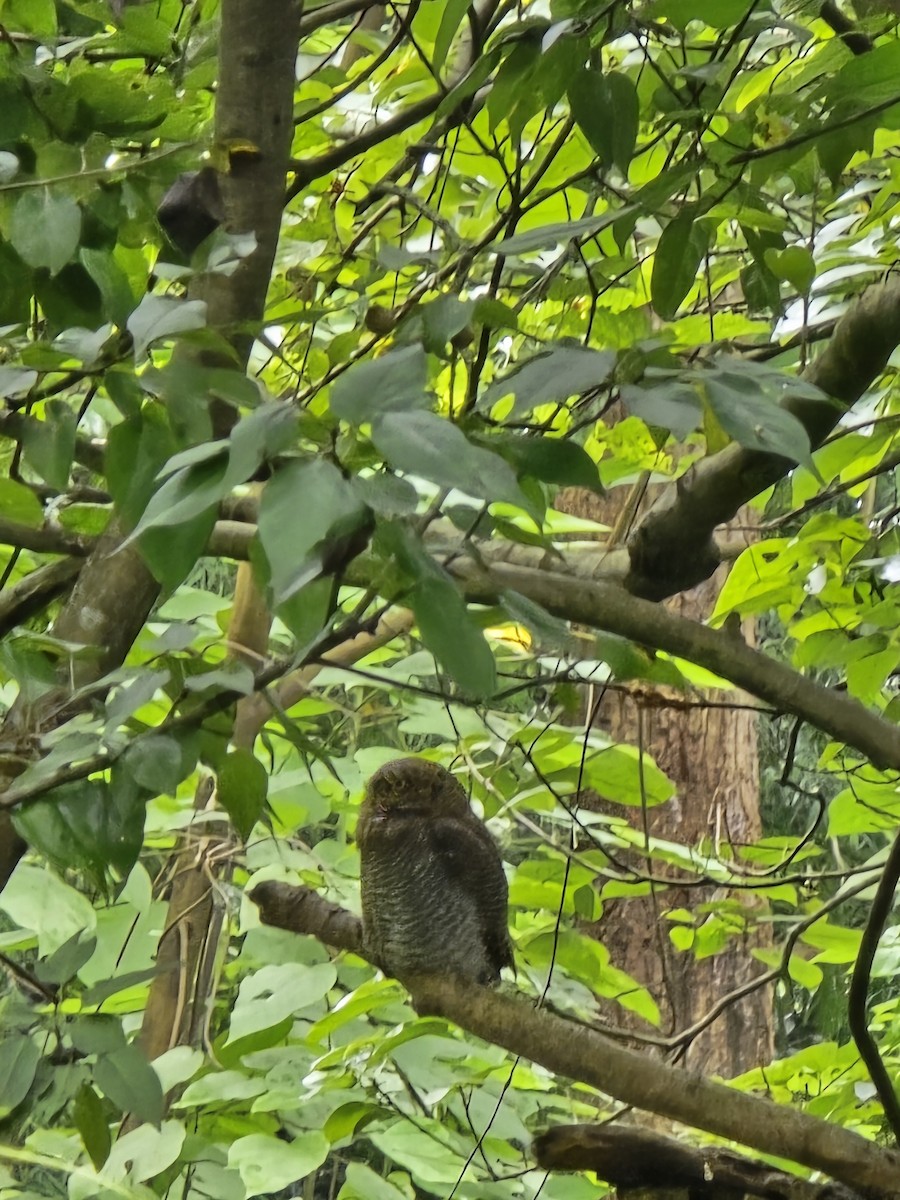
[{"left": 560, "top": 481, "right": 773, "bottom": 1076}]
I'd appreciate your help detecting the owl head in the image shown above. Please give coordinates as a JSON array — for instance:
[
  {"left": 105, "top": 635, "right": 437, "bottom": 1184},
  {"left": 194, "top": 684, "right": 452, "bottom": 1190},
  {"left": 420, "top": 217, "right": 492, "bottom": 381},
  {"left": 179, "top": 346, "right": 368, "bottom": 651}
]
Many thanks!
[{"left": 363, "top": 757, "right": 470, "bottom": 820}]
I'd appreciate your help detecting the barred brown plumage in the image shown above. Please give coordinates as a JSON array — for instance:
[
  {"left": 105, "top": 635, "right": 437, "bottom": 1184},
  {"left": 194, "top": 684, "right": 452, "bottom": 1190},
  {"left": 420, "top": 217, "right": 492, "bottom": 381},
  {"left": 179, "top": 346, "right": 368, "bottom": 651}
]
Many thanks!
[{"left": 357, "top": 758, "right": 513, "bottom": 984}]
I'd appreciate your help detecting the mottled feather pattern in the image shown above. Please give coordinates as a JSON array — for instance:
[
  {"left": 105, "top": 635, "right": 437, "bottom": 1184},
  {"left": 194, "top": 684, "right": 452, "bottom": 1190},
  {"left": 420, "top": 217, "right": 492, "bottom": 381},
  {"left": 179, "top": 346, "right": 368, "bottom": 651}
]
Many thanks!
[{"left": 358, "top": 758, "right": 513, "bottom": 984}]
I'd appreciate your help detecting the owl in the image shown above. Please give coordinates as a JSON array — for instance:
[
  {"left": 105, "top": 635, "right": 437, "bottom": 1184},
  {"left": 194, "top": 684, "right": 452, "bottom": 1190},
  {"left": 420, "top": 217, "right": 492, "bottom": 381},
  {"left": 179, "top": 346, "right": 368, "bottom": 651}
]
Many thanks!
[{"left": 357, "top": 757, "right": 513, "bottom": 984}]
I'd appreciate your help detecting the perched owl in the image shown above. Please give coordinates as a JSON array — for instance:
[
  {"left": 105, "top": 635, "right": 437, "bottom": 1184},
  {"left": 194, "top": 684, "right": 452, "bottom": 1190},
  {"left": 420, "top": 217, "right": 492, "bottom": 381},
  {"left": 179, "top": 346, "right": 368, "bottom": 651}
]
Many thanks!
[{"left": 357, "top": 757, "right": 513, "bottom": 984}]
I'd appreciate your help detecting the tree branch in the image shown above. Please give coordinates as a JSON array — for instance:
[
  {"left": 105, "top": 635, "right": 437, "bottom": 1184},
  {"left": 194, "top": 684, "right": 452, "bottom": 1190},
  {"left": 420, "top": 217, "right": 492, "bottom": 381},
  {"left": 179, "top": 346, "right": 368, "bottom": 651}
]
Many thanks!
[
  {"left": 848, "top": 827, "right": 900, "bottom": 1146},
  {"left": 534, "top": 1124, "right": 863, "bottom": 1200},
  {"left": 627, "top": 275, "right": 900, "bottom": 599},
  {"left": 249, "top": 882, "right": 900, "bottom": 1197}
]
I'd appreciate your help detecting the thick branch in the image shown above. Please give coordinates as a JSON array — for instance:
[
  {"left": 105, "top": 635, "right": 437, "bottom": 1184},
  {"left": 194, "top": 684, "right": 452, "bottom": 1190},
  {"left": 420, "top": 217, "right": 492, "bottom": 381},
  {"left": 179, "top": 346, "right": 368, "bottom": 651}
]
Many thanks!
[
  {"left": 249, "top": 883, "right": 900, "bottom": 1198},
  {"left": 436, "top": 559, "right": 900, "bottom": 772},
  {"left": 627, "top": 276, "right": 900, "bottom": 599},
  {"left": 534, "top": 1125, "right": 862, "bottom": 1200}
]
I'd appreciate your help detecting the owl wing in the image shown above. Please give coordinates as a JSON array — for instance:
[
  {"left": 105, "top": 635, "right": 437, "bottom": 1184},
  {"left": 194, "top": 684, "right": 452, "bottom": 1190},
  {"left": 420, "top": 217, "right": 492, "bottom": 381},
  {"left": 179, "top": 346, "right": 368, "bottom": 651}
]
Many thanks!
[{"left": 429, "top": 815, "right": 514, "bottom": 976}]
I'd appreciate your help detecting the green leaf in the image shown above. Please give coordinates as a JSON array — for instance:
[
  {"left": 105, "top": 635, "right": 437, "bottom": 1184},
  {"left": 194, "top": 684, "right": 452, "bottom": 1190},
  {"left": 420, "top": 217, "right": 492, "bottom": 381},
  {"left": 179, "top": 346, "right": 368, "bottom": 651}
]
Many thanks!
[
  {"left": 331, "top": 345, "right": 429, "bottom": 422},
  {"left": 94, "top": 1044, "right": 164, "bottom": 1125},
  {"left": 102, "top": 1120, "right": 186, "bottom": 1185},
  {"left": 353, "top": 473, "right": 419, "bottom": 517},
  {"left": 138, "top": 506, "right": 219, "bottom": 589},
  {"left": 651, "top": 208, "right": 710, "bottom": 320},
  {"left": 13, "top": 774, "right": 145, "bottom": 892},
  {"left": 491, "top": 210, "right": 632, "bottom": 255},
  {"left": 258, "top": 458, "right": 372, "bottom": 605},
  {"left": 69, "top": 1017, "right": 127, "bottom": 1057},
  {"left": 491, "top": 433, "right": 601, "bottom": 489},
  {"left": 412, "top": 575, "right": 496, "bottom": 699},
  {"left": 0, "top": 1036, "right": 40, "bottom": 1118},
  {"left": 481, "top": 345, "right": 615, "bottom": 414},
  {"left": 0, "top": 366, "right": 37, "bottom": 399},
  {"left": 127, "top": 457, "right": 228, "bottom": 538},
  {"left": 472, "top": 296, "right": 519, "bottom": 330},
  {"left": 177, "top": 1070, "right": 267, "bottom": 1107},
  {"left": 568, "top": 69, "right": 638, "bottom": 172},
  {"left": 80, "top": 247, "right": 137, "bottom": 326},
  {"left": 218, "top": 749, "right": 268, "bottom": 840},
  {"left": 229, "top": 1132, "right": 329, "bottom": 1197},
  {"left": 606, "top": 72, "right": 640, "bottom": 174},
  {"left": 10, "top": 189, "right": 81, "bottom": 276},
  {"left": 126, "top": 293, "right": 207, "bottom": 360},
  {"left": 74, "top": 1083, "right": 112, "bottom": 1170},
  {"left": 764, "top": 246, "right": 816, "bottom": 295},
  {"left": 227, "top": 962, "right": 337, "bottom": 1043},
  {"left": 21, "top": 399, "right": 77, "bottom": 489},
  {"left": 0, "top": 478, "right": 44, "bottom": 526},
  {"left": 106, "top": 410, "right": 178, "bottom": 527},
  {"left": 121, "top": 736, "right": 185, "bottom": 795},
  {"left": 35, "top": 931, "right": 97, "bottom": 986},
  {"left": 371, "top": 410, "right": 531, "bottom": 510},
  {"left": 421, "top": 295, "right": 474, "bottom": 353},
  {"left": 433, "top": 0, "right": 470, "bottom": 70},
  {"left": 339, "top": 1162, "right": 412, "bottom": 1200},
  {"left": 620, "top": 381, "right": 704, "bottom": 439},
  {"left": 702, "top": 366, "right": 815, "bottom": 470}
]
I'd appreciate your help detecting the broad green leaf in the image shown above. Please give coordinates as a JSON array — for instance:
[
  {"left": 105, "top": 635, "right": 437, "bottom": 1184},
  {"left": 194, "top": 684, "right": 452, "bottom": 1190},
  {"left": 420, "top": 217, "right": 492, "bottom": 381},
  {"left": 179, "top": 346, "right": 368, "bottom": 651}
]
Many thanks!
[
  {"left": 218, "top": 749, "right": 268, "bottom": 840},
  {"left": 127, "top": 458, "right": 228, "bottom": 538},
  {"left": 0, "top": 366, "right": 37, "bottom": 399},
  {"left": 421, "top": 294, "right": 474, "bottom": 353},
  {"left": 765, "top": 246, "right": 815, "bottom": 295},
  {"left": 492, "top": 210, "right": 632, "bottom": 255},
  {"left": 102, "top": 1120, "right": 185, "bottom": 1184},
  {"left": 229, "top": 1133, "right": 329, "bottom": 1197},
  {"left": 411, "top": 575, "right": 496, "bottom": 699},
  {"left": 138, "top": 505, "right": 219, "bottom": 589},
  {"left": 353, "top": 473, "right": 419, "bottom": 517},
  {"left": 702, "top": 368, "right": 815, "bottom": 470},
  {"left": 651, "top": 208, "right": 709, "bottom": 319},
  {"left": 35, "top": 931, "right": 97, "bottom": 986},
  {"left": 227, "top": 962, "right": 337, "bottom": 1043},
  {"left": 371, "top": 410, "right": 531, "bottom": 510},
  {"left": 74, "top": 1083, "right": 112, "bottom": 1171},
  {"left": 620, "top": 382, "right": 703, "bottom": 440},
  {"left": 336, "top": 1151, "right": 398, "bottom": 1194},
  {"left": 177, "top": 1070, "right": 267, "bottom": 1107},
  {"left": 481, "top": 346, "right": 615, "bottom": 414},
  {"left": 501, "top": 589, "right": 570, "bottom": 649},
  {"left": 569, "top": 71, "right": 611, "bottom": 160},
  {"left": 21, "top": 399, "right": 76, "bottom": 489},
  {"left": 0, "top": 1036, "right": 40, "bottom": 1118},
  {"left": 68, "top": 1016, "right": 128, "bottom": 1056},
  {"left": 10, "top": 189, "right": 81, "bottom": 276},
  {"left": 13, "top": 773, "right": 146, "bottom": 891},
  {"left": 432, "top": 0, "right": 470, "bottom": 71},
  {"left": 106, "top": 410, "right": 178, "bottom": 528},
  {"left": 0, "top": 478, "right": 43, "bottom": 526},
  {"left": 0, "top": 863, "right": 96, "bottom": 956},
  {"left": 126, "top": 294, "right": 207, "bottom": 360},
  {"left": 258, "top": 458, "right": 371, "bottom": 605},
  {"left": 369, "top": 1122, "right": 467, "bottom": 1187},
  {"left": 94, "top": 1044, "right": 164, "bottom": 1125},
  {"left": 491, "top": 433, "right": 601, "bottom": 489},
  {"left": 122, "top": 736, "right": 185, "bottom": 796},
  {"left": 331, "top": 345, "right": 429, "bottom": 422},
  {"left": 222, "top": 402, "right": 298, "bottom": 489},
  {"left": 80, "top": 247, "right": 137, "bottom": 326}
]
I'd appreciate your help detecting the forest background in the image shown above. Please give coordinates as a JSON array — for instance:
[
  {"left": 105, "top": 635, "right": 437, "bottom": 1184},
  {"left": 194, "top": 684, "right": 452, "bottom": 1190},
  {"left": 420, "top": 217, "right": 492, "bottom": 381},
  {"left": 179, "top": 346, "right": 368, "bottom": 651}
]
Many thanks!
[{"left": 2, "top": 0, "right": 900, "bottom": 1197}]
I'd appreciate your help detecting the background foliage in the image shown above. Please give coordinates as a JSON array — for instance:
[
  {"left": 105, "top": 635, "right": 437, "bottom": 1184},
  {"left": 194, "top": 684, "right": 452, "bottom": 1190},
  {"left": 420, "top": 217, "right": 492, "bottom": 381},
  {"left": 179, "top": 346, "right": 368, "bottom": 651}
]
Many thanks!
[{"left": 2, "top": 0, "right": 900, "bottom": 1196}]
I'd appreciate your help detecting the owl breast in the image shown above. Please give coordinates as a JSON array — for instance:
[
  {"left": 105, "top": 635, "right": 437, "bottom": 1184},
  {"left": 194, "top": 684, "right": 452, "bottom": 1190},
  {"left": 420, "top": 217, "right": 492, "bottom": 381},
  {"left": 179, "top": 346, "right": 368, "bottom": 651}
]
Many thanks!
[{"left": 359, "top": 811, "right": 508, "bottom": 984}]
